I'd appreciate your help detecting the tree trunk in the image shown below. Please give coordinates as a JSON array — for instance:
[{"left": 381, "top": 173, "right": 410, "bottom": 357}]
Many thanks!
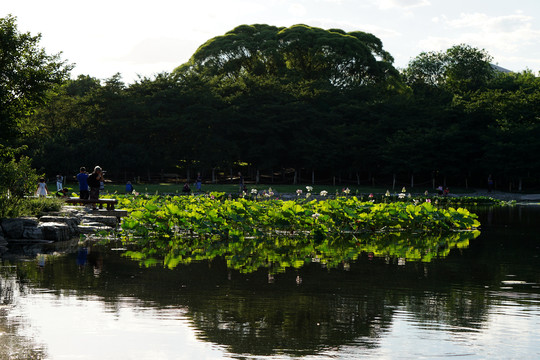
[
  {"left": 256, "top": 170, "right": 260, "bottom": 184},
  {"left": 312, "top": 169, "right": 315, "bottom": 185},
  {"left": 410, "top": 174, "right": 414, "bottom": 188},
  {"left": 212, "top": 168, "right": 216, "bottom": 183},
  {"left": 392, "top": 174, "right": 396, "bottom": 190},
  {"left": 356, "top": 172, "right": 360, "bottom": 185}
]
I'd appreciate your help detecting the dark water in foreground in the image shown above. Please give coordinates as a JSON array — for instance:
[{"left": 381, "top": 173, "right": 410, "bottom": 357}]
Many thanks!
[{"left": 1, "top": 205, "right": 540, "bottom": 359}]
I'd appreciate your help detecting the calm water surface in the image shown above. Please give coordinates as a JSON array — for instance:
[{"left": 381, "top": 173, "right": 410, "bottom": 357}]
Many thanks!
[{"left": 1, "top": 205, "right": 539, "bottom": 359}]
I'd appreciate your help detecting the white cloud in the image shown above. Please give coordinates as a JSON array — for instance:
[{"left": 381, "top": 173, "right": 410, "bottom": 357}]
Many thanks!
[
  {"left": 426, "top": 12, "right": 540, "bottom": 54},
  {"left": 306, "top": 18, "right": 402, "bottom": 38},
  {"left": 414, "top": 11, "right": 540, "bottom": 72},
  {"left": 289, "top": 3, "right": 308, "bottom": 16},
  {"left": 447, "top": 12, "right": 534, "bottom": 33},
  {"left": 112, "top": 38, "right": 200, "bottom": 65},
  {"left": 375, "top": 0, "right": 430, "bottom": 10}
]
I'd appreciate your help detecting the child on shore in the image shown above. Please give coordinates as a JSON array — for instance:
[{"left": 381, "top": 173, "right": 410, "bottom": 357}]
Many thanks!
[{"left": 36, "top": 178, "right": 49, "bottom": 197}]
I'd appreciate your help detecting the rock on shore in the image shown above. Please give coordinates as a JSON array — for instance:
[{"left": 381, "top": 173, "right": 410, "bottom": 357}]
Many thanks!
[{"left": 0, "top": 207, "right": 120, "bottom": 254}]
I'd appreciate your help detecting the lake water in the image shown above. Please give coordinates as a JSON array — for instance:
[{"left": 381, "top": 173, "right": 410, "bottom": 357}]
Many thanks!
[{"left": 1, "top": 205, "right": 539, "bottom": 359}]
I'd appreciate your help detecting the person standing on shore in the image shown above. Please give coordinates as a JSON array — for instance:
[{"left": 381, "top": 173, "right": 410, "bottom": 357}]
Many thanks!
[
  {"left": 88, "top": 166, "right": 104, "bottom": 200},
  {"left": 36, "top": 178, "right": 48, "bottom": 197},
  {"left": 488, "top": 174, "right": 494, "bottom": 193},
  {"left": 125, "top": 181, "right": 134, "bottom": 194},
  {"left": 76, "top": 167, "right": 89, "bottom": 199},
  {"left": 56, "top": 174, "right": 63, "bottom": 191},
  {"left": 238, "top": 172, "right": 244, "bottom": 193},
  {"left": 196, "top": 172, "right": 202, "bottom": 192}
]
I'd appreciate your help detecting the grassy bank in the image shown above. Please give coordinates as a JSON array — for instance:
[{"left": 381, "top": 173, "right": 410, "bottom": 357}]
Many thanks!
[{"left": 69, "top": 182, "right": 478, "bottom": 196}]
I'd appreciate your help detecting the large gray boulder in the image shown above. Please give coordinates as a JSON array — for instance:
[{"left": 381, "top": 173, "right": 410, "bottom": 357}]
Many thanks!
[
  {"left": 39, "top": 216, "right": 80, "bottom": 236},
  {"left": 38, "top": 222, "right": 70, "bottom": 242},
  {"left": 1, "top": 218, "right": 39, "bottom": 239},
  {"left": 22, "top": 226, "right": 44, "bottom": 240},
  {"left": 81, "top": 215, "right": 118, "bottom": 228},
  {"left": 0, "top": 232, "right": 7, "bottom": 253}
]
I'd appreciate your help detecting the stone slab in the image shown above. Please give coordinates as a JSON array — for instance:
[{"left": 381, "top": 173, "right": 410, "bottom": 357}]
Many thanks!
[
  {"left": 1, "top": 218, "right": 38, "bottom": 239},
  {"left": 38, "top": 222, "right": 70, "bottom": 242}
]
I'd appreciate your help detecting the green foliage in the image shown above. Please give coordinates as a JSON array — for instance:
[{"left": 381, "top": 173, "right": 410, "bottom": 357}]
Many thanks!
[
  {"left": 177, "top": 24, "right": 400, "bottom": 90},
  {"left": 111, "top": 193, "right": 481, "bottom": 272},
  {"left": 403, "top": 44, "right": 494, "bottom": 93},
  {"left": 0, "top": 155, "right": 40, "bottom": 197},
  {"left": 0, "top": 151, "right": 49, "bottom": 218},
  {"left": 148, "top": 230, "right": 480, "bottom": 274},
  {"left": 0, "top": 196, "right": 63, "bottom": 218},
  {"left": 0, "top": 15, "right": 72, "bottom": 142}
]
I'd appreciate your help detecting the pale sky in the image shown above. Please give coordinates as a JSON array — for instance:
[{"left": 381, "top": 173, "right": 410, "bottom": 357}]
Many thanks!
[{"left": 4, "top": 0, "right": 540, "bottom": 84}]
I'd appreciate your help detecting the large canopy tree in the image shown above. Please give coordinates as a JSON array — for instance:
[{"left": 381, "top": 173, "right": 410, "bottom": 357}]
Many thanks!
[
  {"left": 403, "top": 44, "right": 495, "bottom": 94},
  {"left": 174, "top": 24, "right": 401, "bottom": 90},
  {"left": 0, "top": 15, "right": 72, "bottom": 144}
]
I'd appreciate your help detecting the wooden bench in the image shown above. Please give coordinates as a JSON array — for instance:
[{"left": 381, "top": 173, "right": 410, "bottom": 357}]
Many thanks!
[{"left": 65, "top": 198, "right": 118, "bottom": 210}]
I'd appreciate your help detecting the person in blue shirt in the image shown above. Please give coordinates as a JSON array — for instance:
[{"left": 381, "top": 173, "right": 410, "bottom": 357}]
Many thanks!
[
  {"left": 76, "top": 167, "right": 89, "bottom": 199},
  {"left": 126, "top": 181, "right": 134, "bottom": 194},
  {"left": 196, "top": 172, "right": 202, "bottom": 191}
]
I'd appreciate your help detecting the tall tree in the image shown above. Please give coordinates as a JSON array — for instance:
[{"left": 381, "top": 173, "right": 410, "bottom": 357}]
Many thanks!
[
  {"left": 175, "top": 24, "right": 401, "bottom": 91},
  {"left": 0, "top": 15, "right": 72, "bottom": 143},
  {"left": 403, "top": 44, "right": 494, "bottom": 94}
]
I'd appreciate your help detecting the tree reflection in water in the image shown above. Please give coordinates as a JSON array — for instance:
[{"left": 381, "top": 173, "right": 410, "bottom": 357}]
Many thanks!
[
  {"left": 0, "top": 269, "right": 47, "bottom": 360},
  {"left": 123, "top": 230, "right": 481, "bottom": 274},
  {"left": 1, "top": 229, "right": 498, "bottom": 357}
]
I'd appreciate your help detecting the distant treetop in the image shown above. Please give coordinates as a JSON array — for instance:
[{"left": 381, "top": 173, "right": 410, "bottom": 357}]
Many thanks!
[{"left": 174, "top": 24, "right": 400, "bottom": 89}]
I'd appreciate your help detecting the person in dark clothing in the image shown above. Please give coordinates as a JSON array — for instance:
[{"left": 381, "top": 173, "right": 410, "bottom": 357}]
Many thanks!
[
  {"left": 87, "top": 166, "right": 104, "bottom": 200},
  {"left": 76, "top": 167, "right": 89, "bottom": 199},
  {"left": 238, "top": 172, "right": 244, "bottom": 193},
  {"left": 196, "top": 172, "right": 202, "bottom": 191},
  {"left": 182, "top": 182, "right": 191, "bottom": 193}
]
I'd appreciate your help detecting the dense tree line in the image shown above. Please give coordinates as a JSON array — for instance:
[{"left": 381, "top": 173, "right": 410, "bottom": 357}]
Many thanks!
[{"left": 3, "top": 19, "right": 540, "bottom": 190}]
